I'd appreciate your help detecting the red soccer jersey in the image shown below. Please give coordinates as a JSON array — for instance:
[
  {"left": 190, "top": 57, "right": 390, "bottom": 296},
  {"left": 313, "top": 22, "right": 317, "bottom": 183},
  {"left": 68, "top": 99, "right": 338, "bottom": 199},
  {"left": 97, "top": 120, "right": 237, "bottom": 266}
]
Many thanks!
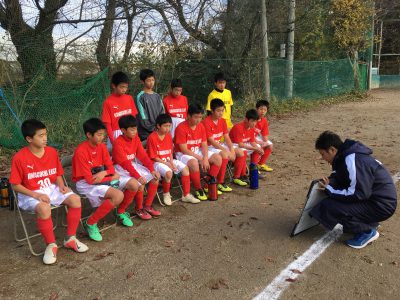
[
  {"left": 9, "top": 146, "right": 63, "bottom": 191},
  {"left": 254, "top": 117, "right": 269, "bottom": 137},
  {"left": 174, "top": 121, "right": 207, "bottom": 153},
  {"left": 112, "top": 134, "right": 154, "bottom": 174},
  {"left": 72, "top": 141, "right": 115, "bottom": 183},
  {"left": 202, "top": 115, "right": 228, "bottom": 145},
  {"left": 102, "top": 93, "right": 138, "bottom": 141},
  {"left": 146, "top": 131, "right": 173, "bottom": 162},
  {"left": 163, "top": 94, "right": 188, "bottom": 119},
  {"left": 229, "top": 121, "right": 255, "bottom": 144}
]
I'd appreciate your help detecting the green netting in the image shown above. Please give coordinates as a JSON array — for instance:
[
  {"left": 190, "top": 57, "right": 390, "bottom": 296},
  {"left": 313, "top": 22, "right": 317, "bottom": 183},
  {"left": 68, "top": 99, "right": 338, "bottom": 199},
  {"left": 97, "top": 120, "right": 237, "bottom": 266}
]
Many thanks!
[
  {"left": 0, "top": 68, "right": 110, "bottom": 149},
  {"left": 0, "top": 57, "right": 367, "bottom": 149}
]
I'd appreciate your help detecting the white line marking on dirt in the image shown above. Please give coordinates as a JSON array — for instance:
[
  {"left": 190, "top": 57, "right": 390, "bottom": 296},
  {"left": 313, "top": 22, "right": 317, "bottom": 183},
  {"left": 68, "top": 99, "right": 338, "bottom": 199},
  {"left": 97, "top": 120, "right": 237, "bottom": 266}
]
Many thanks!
[{"left": 254, "top": 173, "right": 399, "bottom": 300}]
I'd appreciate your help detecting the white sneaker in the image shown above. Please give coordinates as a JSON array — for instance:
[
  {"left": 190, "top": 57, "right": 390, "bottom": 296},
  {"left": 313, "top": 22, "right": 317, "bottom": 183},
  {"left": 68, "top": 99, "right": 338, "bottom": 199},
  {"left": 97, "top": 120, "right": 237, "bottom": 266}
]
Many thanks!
[
  {"left": 64, "top": 236, "right": 89, "bottom": 253},
  {"left": 163, "top": 193, "right": 172, "bottom": 206},
  {"left": 43, "top": 243, "right": 58, "bottom": 265},
  {"left": 182, "top": 194, "right": 201, "bottom": 204}
]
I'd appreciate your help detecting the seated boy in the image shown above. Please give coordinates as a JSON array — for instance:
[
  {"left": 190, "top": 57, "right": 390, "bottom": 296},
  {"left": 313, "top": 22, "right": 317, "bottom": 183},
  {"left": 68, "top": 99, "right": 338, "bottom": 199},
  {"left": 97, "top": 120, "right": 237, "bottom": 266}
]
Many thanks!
[
  {"left": 174, "top": 104, "right": 222, "bottom": 201},
  {"left": 10, "top": 119, "right": 88, "bottom": 265},
  {"left": 163, "top": 78, "right": 188, "bottom": 138},
  {"left": 206, "top": 72, "right": 234, "bottom": 128},
  {"left": 229, "top": 109, "right": 264, "bottom": 186},
  {"left": 255, "top": 100, "right": 273, "bottom": 172},
  {"left": 112, "top": 115, "right": 162, "bottom": 220},
  {"left": 136, "top": 69, "right": 165, "bottom": 141},
  {"left": 311, "top": 131, "right": 397, "bottom": 249},
  {"left": 72, "top": 118, "right": 126, "bottom": 242},
  {"left": 147, "top": 114, "right": 199, "bottom": 205},
  {"left": 102, "top": 71, "right": 138, "bottom": 149},
  {"left": 202, "top": 98, "right": 235, "bottom": 193}
]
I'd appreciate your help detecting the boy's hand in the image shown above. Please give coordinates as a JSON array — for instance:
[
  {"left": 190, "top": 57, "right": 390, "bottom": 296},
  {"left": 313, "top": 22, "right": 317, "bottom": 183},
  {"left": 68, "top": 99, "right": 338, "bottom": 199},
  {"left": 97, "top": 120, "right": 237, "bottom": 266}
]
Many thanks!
[
  {"left": 33, "top": 192, "right": 50, "bottom": 203},
  {"left": 59, "top": 185, "right": 71, "bottom": 194},
  {"left": 138, "top": 176, "right": 147, "bottom": 185},
  {"left": 229, "top": 149, "right": 236, "bottom": 161},
  {"left": 151, "top": 171, "right": 161, "bottom": 180},
  {"left": 318, "top": 177, "right": 329, "bottom": 189},
  {"left": 257, "top": 148, "right": 264, "bottom": 155},
  {"left": 111, "top": 172, "right": 120, "bottom": 181},
  {"left": 92, "top": 170, "right": 108, "bottom": 184},
  {"left": 170, "top": 162, "right": 178, "bottom": 172},
  {"left": 201, "top": 158, "right": 210, "bottom": 172}
]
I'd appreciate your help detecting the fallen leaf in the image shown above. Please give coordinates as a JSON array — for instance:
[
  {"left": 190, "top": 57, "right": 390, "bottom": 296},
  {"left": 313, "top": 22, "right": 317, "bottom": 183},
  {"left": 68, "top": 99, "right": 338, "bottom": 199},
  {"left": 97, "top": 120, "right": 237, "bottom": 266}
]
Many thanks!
[
  {"left": 291, "top": 269, "right": 302, "bottom": 274},
  {"left": 126, "top": 271, "right": 134, "bottom": 279},
  {"left": 285, "top": 278, "right": 297, "bottom": 282},
  {"left": 226, "top": 221, "right": 233, "bottom": 227},
  {"left": 49, "top": 292, "right": 58, "bottom": 300},
  {"left": 266, "top": 256, "right": 275, "bottom": 263},
  {"left": 230, "top": 212, "right": 243, "bottom": 217},
  {"left": 180, "top": 273, "right": 191, "bottom": 281},
  {"left": 391, "top": 261, "right": 398, "bottom": 266},
  {"left": 164, "top": 240, "right": 174, "bottom": 247},
  {"left": 93, "top": 251, "right": 114, "bottom": 261},
  {"left": 249, "top": 217, "right": 258, "bottom": 220}
]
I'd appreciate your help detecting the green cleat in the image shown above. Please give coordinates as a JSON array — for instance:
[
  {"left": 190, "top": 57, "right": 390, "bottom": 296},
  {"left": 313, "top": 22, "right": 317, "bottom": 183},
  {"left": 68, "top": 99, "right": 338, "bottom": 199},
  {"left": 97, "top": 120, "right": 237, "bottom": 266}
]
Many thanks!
[
  {"left": 233, "top": 178, "right": 248, "bottom": 186},
  {"left": 204, "top": 187, "right": 222, "bottom": 195},
  {"left": 195, "top": 189, "right": 208, "bottom": 201},
  {"left": 117, "top": 212, "right": 134, "bottom": 227},
  {"left": 218, "top": 183, "right": 233, "bottom": 192},
  {"left": 84, "top": 220, "right": 103, "bottom": 242}
]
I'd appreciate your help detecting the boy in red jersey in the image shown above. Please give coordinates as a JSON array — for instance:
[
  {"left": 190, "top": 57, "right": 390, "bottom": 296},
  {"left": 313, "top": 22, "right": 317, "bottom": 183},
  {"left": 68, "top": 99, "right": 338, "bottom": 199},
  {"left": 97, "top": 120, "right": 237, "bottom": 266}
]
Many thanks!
[
  {"left": 147, "top": 114, "right": 199, "bottom": 205},
  {"left": 174, "top": 104, "right": 222, "bottom": 201},
  {"left": 163, "top": 78, "right": 188, "bottom": 138},
  {"left": 10, "top": 119, "right": 88, "bottom": 265},
  {"left": 102, "top": 71, "right": 138, "bottom": 149},
  {"left": 202, "top": 98, "right": 236, "bottom": 193},
  {"left": 255, "top": 100, "right": 273, "bottom": 172},
  {"left": 112, "top": 115, "right": 162, "bottom": 220},
  {"left": 73, "top": 118, "right": 126, "bottom": 242},
  {"left": 229, "top": 109, "right": 264, "bottom": 186}
]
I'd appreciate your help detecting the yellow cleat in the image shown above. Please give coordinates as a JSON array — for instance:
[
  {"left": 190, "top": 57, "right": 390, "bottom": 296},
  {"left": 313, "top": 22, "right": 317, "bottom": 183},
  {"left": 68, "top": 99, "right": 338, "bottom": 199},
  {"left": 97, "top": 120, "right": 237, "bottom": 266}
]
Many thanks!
[{"left": 258, "top": 164, "right": 273, "bottom": 172}]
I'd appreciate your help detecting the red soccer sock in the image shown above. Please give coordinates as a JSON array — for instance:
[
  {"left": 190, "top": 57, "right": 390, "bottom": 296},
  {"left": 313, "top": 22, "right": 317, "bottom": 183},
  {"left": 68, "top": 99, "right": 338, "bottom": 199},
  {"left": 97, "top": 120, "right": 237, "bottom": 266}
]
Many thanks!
[
  {"left": 117, "top": 190, "right": 137, "bottom": 214},
  {"left": 163, "top": 181, "right": 171, "bottom": 193},
  {"left": 190, "top": 171, "right": 202, "bottom": 190},
  {"left": 66, "top": 207, "right": 81, "bottom": 236},
  {"left": 234, "top": 156, "right": 246, "bottom": 178},
  {"left": 135, "top": 190, "right": 144, "bottom": 210},
  {"left": 144, "top": 182, "right": 159, "bottom": 207},
  {"left": 181, "top": 175, "right": 190, "bottom": 196},
  {"left": 217, "top": 159, "right": 229, "bottom": 184},
  {"left": 259, "top": 147, "right": 272, "bottom": 165},
  {"left": 241, "top": 156, "right": 248, "bottom": 176},
  {"left": 251, "top": 152, "right": 260, "bottom": 164},
  {"left": 208, "top": 164, "right": 220, "bottom": 178},
  {"left": 37, "top": 217, "right": 56, "bottom": 245},
  {"left": 87, "top": 199, "right": 114, "bottom": 225}
]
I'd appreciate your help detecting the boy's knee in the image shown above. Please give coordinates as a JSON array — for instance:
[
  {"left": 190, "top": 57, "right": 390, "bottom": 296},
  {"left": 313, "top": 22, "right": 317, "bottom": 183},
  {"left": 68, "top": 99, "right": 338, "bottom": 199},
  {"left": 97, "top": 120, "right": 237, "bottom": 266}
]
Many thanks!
[
  {"left": 182, "top": 166, "right": 189, "bottom": 176},
  {"left": 187, "top": 159, "right": 199, "bottom": 171},
  {"left": 35, "top": 202, "right": 51, "bottom": 218},
  {"left": 165, "top": 171, "right": 173, "bottom": 180},
  {"left": 67, "top": 194, "right": 81, "bottom": 208},
  {"left": 126, "top": 179, "right": 139, "bottom": 191}
]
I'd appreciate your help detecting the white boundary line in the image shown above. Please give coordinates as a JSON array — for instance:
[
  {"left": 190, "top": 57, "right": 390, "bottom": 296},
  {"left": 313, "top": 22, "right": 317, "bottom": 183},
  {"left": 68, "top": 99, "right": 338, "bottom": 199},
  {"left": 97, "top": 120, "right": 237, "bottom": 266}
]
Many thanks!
[{"left": 254, "top": 172, "right": 399, "bottom": 300}]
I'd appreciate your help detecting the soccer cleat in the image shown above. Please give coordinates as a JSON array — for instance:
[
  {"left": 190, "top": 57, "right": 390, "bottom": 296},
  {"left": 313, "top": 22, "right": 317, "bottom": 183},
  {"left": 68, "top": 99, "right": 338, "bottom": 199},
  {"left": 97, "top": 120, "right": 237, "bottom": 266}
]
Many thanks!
[
  {"left": 144, "top": 206, "right": 161, "bottom": 217},
  {"left": 163, "top": 192, "right": 172, "bottom": 206},
  {"left": 43, "top": 243, "right": 58, "bottom": 265},
  {"left": 117, "top": 212, "right": 134, "bottom": 227},
  {"left": 195, "top": 189, "right": 208, "bottom": 201},
  {"left": 240, "top": 175, "right": 250, "bottom": 184},
  {"left": 218, "top": 183, "right": 233, "bottom": 192},
  {"left": 346, "top": 229, "right": 379, "bottom": 249},
  {"left": 84, "top": 220, "right": 103, "bottom": 242},
  {"left": 233, "top": 178, "right": 248, "bottom": 186},
  {"left": 63, "top": 236, "right": 89, "bottom": 253},
  {"left": 135, "top": 209, "right": 152, "bottom": 220},
  {"left": 182, "top": 194, "right": 201, "bottom": 204},
  {"left": 258, "top": 164, "right": 273, "bottom": 172},
  {"left": 204, "top": 187, "right": 222, "bottom": 195}
]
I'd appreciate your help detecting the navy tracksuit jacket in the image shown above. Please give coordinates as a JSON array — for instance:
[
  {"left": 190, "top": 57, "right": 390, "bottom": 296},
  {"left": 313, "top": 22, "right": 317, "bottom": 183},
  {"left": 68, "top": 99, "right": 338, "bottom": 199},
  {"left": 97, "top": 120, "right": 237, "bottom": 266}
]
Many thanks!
[{"left": 311, "top": 139, "right": 397, "bottom": 233}]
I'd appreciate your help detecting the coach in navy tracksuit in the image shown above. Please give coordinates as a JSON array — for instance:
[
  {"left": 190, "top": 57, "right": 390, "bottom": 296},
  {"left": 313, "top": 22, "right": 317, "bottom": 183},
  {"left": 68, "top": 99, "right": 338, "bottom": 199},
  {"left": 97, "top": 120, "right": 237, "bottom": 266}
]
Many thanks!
[{"left": 311, "top": 131, "right": 397, "bottom": 249}]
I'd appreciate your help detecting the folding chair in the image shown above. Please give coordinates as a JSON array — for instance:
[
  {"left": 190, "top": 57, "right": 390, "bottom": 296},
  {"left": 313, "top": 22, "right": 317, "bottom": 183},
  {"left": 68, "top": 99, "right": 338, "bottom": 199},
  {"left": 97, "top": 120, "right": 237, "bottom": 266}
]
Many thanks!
[
  {"left": 60, "top": 155, "right": 117, "bottom": 233},
  {"left": 13, "top": 188, "right": 65, "bottom": 256}
]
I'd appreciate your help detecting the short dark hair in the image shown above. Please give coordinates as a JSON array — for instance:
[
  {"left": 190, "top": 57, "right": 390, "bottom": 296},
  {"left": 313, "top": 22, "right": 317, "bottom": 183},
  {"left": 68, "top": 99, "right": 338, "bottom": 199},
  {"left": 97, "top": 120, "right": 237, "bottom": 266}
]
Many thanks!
[
  {"left": 171, "top": 78, "right": 182, "bottom": 88},
  {"left": 315, "top": 131, "right": 343, "bottom": 150},
  {"left": 156, "top": 113, "right": 173, "bottom": 126},
  {"left": 214, "top": 72, "right": 226, "bottom": 83},
  {"left": 119, "top": 115, "right": 137, "bottom": 130},
  {"left": 111, "top": 71, "right": 129, "bottom": 86},
  {"left": 245, "top": 109, "right": 259, "bottom": 121},
  {"left": 210, "top": 98, "right": 225, "bottom": 111},
  {"left": 83, "top": 118, "right": 106, "bottom": 135},
  {"left": 188, "top": 104, "right": 204, "bottom": 116},
  {"left": 256, "top": 99, "right": 269, "bottom": 109},
  {"left": 21, "top": 119, "right": 46, "bottom": 140},
  {"left": 139, "top": 69, "right": 155, "bottom": 81}
]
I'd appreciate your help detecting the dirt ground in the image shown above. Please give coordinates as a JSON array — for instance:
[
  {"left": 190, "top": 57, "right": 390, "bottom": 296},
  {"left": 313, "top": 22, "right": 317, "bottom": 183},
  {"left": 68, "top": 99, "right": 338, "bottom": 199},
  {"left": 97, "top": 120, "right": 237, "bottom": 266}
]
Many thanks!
[{"left": 0, "top": 89, "right": 399, "bottom": 300}]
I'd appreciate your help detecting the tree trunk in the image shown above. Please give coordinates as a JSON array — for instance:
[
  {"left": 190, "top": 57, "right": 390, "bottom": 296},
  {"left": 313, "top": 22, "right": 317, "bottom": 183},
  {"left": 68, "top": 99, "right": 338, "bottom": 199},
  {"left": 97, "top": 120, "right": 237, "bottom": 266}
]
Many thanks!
[
  {"left": 96, "top": 0, "right": 117, "bottom": 71},
  {"left": 352, "top": 50, "right": 360, "bottom": 90},
  {"left": 285, "top": 0, "right": 296, "bottom": 99},
  {"left": 261, "top": 0, "right": 271, "bottom": 99}
]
